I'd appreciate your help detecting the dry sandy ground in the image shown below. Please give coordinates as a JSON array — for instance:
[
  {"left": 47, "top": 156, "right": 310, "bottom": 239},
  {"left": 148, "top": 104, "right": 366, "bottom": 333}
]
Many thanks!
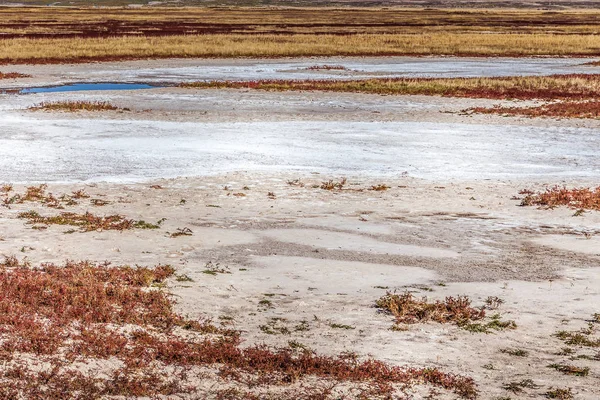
[
  {"left": 0, "top": 58, "right": 599, "bottom": 398},
  {"left": 1, "top": 176, "right": 599, "bottom": 399}
]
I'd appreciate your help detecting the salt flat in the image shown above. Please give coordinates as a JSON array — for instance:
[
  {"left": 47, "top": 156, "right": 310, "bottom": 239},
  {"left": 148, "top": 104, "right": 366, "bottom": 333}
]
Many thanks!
[{"left": 0, "top": 57, "right": 599, "bottom": 398}]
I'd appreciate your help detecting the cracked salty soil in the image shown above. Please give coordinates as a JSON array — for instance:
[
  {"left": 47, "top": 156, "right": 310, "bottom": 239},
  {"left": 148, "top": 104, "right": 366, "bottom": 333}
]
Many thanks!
[{"left": 0, "top": 176, "right": 599, "bottom": 399}]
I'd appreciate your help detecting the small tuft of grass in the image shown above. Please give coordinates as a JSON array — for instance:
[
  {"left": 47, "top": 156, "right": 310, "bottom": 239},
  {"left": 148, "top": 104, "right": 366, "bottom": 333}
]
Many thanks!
[
  {"left": 286, "top": 179, "right": 304, "bottom": 187},
  {"left": 556, "top": 347, "right": 575, "bottom": 356},
  {"left": 369, "top": 184, "right": 391, "bottom": 191},
  {"left": 294, "top": 320, "right": 310, "bottom": 332},
  {"left": 258, "top": 299, "right": 273, "bottom": 309},
  {"left": 545, "top": 388, "right": 574, "bottom": 399},
  {"left": 329, "top": 323, "right": 355, "bottom": 330},
  {"left": 288, "top": 340, "right": 312, "bottom": 352},
  {"left": 502, "top": 379, "right": 539, "bottom": 393},
  {"left": 90, "top": 198, "right": 109, "bottom": 206},
  {"left": 460, "top": 314, "right": 517, "bottom": 334},
  {"left": 201, "top": 262, "right": 230, "bottom": 276},
  {"left": 133, "top": 220, "right": 161, "bottom": 229},
  {"left": 548, "top": 363, "right": 589, "bottom": 376},
  {"left": 376, "top": 292, "right": 485, "bottom": 325},
  {"left": 170, "top": 227, "right": 193, "bottom": 237},
  {"left": 175, "top": 274, "right": 194, "bottom": 282},
  {"left": 390, "top": 324, "right": 409, "bottom": 332},
  {"left": 260, "top": 318, "right": 291, "bottom": 335},
  {"left": 484, "top": 296, "right": 504, "bottom": 310},
  {"left": 320, "top": 178, "right": 347, "bottom": 190},
  {"left": 500, "top": 348, "right": 528, "bottom": 357}
]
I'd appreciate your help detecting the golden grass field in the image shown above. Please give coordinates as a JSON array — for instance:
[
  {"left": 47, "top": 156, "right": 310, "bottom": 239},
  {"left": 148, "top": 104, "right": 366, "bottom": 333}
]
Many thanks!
[
  {"left": 5, "top": 33, "right": 600, "bottom": 63},
  {"left": 3, "top": 8, "right": 600, "bottom": 62}
]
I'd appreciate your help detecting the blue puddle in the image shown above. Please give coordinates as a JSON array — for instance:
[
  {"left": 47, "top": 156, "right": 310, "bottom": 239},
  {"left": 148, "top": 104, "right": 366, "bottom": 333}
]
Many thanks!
[{"left": 11, "top": 82, "right": 162, "bottom": 94}]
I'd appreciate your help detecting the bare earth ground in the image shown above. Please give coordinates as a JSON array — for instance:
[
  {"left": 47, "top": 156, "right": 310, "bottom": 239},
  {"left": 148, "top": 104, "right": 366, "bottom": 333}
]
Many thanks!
[{"left": 0, "top": 58, "right": 599, "bottom": 398}]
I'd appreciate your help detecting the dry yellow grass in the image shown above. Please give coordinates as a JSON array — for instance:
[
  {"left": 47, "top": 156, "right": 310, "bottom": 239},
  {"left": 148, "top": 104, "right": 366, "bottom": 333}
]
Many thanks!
[
  {"left": 3, "top": 33, "right": 600, "bottom": 63},
  {"left": 2, "top": 7, "right": 600, "bottom": 62}
]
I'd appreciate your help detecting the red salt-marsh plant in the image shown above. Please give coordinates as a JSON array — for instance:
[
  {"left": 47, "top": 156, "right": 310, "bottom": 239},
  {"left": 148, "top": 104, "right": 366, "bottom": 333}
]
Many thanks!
[
  {"left": 0, "top": 257, "right": 477, "bottom": 399},
  {"left": 2, "top": 184, "right": 88, "bottom": 208}
]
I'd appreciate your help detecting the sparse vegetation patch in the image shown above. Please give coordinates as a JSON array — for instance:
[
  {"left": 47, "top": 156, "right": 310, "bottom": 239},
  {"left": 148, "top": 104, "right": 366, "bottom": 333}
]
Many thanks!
[
  {"left": 555, "top": 323, "right": 600, "bottom": 347},
  {"left": 29, "top": 101, "right": 125, "bottom": 112},
  {"left": 548, "top": 363, "right": 590, "bottom": 376},
  {"left": 2, "top": 184, "right": 87, "bottom": 209},
  {"left": 320, "top": 178, "right": 347, "bottom": 190},
  {"left": 460, "top": 314, "right": 517, "bottom": 333},
  {"left": 502, "top": 379, "right": 539, "bottom": 393},
  {"left": 18, "top": 210, "right": 134, "bottom": 232},
  {"left": 545, "top": 388, "right": 574, "bottom": 399},
  {"left": 0, "top": 72, "right": 30, "bottom": 79},
  {"left": 500, "top": 348, "right": 529, "bottom": 357},
  {"left": 467, "top": 100, "right": 600, "bottom": 119},
  {"left": 520, "top": 186, "right": 600, "bottom": 211},
  {"left": 376, "top": 292, "right": 485, "bottom": 326}
]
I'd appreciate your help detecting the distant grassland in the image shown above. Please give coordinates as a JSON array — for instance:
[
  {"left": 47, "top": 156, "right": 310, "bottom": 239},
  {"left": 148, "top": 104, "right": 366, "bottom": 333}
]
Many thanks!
[
  {"left": 4, "top": 8, "right": 600, "bottom": 62},
  {"left": 180, "top": 75, "right": 600, "bottom": 100},
  {"left": 5, "top": 8, "right": 600, "bottom": 37}
]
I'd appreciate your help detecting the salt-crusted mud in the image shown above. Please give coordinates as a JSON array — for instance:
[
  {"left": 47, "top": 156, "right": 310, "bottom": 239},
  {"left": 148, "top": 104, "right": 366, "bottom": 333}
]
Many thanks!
[{"left": 1, "top": 56, "right": 599, "bottom": 89}]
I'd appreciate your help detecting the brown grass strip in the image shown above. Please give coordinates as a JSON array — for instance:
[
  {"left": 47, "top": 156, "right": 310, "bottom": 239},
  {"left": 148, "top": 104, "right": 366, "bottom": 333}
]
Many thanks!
[
  {"left": 180, "top": 75, "right": 600, "bottom": 100},
  {"left": 467, "top": 101, "right": 600, "bottom": 119},
  {"left": 0, "top": 72, "right": 29, "bottom": 79},
  {"left": 29, "top": 101, "right": 122, "bottom": 112}
]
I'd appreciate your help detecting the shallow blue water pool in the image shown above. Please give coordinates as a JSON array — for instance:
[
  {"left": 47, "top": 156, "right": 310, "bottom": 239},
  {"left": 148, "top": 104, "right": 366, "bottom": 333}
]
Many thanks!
[{"left": 18, "top": 83, "right": 161, "bottom": 94}]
